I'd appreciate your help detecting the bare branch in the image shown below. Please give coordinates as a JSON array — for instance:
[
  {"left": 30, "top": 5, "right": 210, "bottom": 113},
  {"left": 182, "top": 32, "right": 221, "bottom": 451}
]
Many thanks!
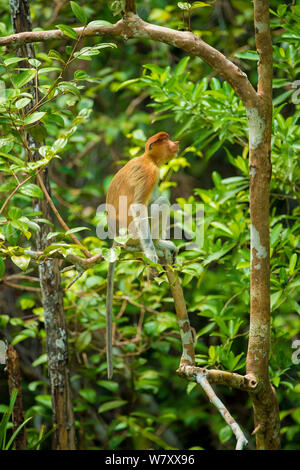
[
  {"left": 165, "top": 264, "right": 195, "bottom": 366},
  {"left": 177, "top": 364, "right": 258, "bottom": 392},
  {"left": 195, "top": 369, "right": 248, "bottom": 450}
]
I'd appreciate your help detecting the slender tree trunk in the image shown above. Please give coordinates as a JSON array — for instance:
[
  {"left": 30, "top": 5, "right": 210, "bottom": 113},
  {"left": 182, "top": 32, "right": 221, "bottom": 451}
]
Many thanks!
[
  {"left": 245, "top": 0, "right": 280, "bottom": 449},
  {"left": 6, "top": 345, "right": 27, "bottom": 450},
  {"left": 9, "top": 0, "right": 76, "bottom": 450}
]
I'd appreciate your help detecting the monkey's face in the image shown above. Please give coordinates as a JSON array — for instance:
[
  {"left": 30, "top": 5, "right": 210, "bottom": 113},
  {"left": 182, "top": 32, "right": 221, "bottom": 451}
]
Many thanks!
[{"left": 147, "top": 133, "right": 179, "bottom": 165}]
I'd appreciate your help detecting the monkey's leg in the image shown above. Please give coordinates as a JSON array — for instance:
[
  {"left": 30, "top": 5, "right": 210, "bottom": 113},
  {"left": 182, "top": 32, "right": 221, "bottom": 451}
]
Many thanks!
[
  {"left": 150, "top": 196, "right": 177, "bottom": 264},
  {"left": 129, "top": 203, "right": 159, "bottom": 264}
]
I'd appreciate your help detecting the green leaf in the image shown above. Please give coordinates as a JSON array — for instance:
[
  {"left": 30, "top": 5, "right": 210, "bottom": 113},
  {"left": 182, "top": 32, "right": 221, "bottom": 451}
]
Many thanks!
[
  {"left": 20, "top": 298, "right": 35, "bottom": 310},
  {"left": 4, "top": 417, "right": 32, "bottom": 450},
  {"left": 0, "top": 389, "right": 18, "bottom": 449},
  {"left": 98, "top": 400, "right": 127, "bottom": 414},
  {"left": 71, "top": 1, "right": 87, "bottom": 24},
  {"left": 32, "top": 354, "right": 47, "bottom": 367},
  {"left": 175, "top": 56, "right": 190, "bottom": 76},
  {"left": 28, "top": 425, "right": 57, "bottom": 450},
  {"left": 15, "top": 97, "right": 31, "bottom": 109},
  {"left": 0, "top": 152, "right": 25, "bottom": 167},
  {"left": 79, "top": 388, "right": 97, "bottom": 403},
  {"left": 97, "top": 380, "right": 119, "bottom": 393},
  {"left": 66, "top": 226, "right": 90, "bottom": 235},
  {"left": 19, "top": 183, "right": 43, "bottom": 199},
  {"left": 3, "top": 57, "right": 25, "bottom": 66},
  {"left": 28, "top": 58, "right": 41, "bottom": 68},
  {"left": 234, "top": 51, "right": 259, "bottom": 61},
  {"left": 271, "top": 290, "right": 283, "bottom": 310},
  {"left": 76, "top": 330, "right": 91, "bottom": 352},
  {"left": 11, "top": 255, "right": 31, "bottom": 271},
  {"left": 191, "top": 1, "right": 211, "bottom": 8},
  {"left": 115, "top": 78, "right": 139, "bottom": 92},
  {"left": 88, "top": 20, "right": 113, "bottom": 28},
  {"left": 11, "top": 334, "right": 30, "bottom": 345},
  {"left": 0, "top": 258, "right": 5, "bottom": 279},
  {"left": 211, "top": 221, "right": 233, "bottom": 236},
  {"left": 57, "top": 82, "right": 81, "bottom": 98},
  {"left": 24, "top": 112, "right": 46, "bottom": 126},
  {"left": 48, "top": 50, "right": 65, "bottom": 64},
  {"left": 57, "top": 24, "right": 78, "bottom": 40},
  {"left": 8, "top": 207, "right": 22, "bottom": 220},
  {"left": 177, "top": 2, "right": 191, "bottom": 10},
  {"left": 74, "top": 70, "right": 88, "bottom": 80},
  {"left": 35, "top": 395, "right": 52, "bottom": 409},
  {"left": 186, "top": 382, "right": 197, "bottom": 395},
  {"left": 288, "top": 253, "right": 297, "bottom": 276},
  {"left": 219, "top": 425, "right": 232, "bottom": 443},
  {"left": 12, "top": 70, "right": 36, "bottom": 88}
]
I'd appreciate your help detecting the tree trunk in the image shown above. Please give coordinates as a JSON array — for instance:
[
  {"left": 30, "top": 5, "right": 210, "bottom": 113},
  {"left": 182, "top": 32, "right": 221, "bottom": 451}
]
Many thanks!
[
  {"left": 6, "top": 345, "right": 27, "bottom": 450},
  {"left": 245, "top": 0, "right": 281, "bottom": 449},
  {"left": 9, "top": 0, "right": 76, "bottom": 450}
]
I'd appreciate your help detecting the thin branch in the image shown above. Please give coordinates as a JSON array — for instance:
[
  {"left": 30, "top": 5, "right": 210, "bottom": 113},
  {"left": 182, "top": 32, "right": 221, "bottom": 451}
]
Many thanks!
[
  {"left": 23, "top": 248, "right": 103, "bottom": 270},
  {"left": 195, "top": 369, "right": 248, "bottom": 450},
  {"left": 2, "top": 280, "right": 40, "bottom": 292},
  {"left": 177, "top": 364, "right": 258, "bottom": 392},
  {"left": 0, "top": 170, "right": 42, "bottom": 215},
  {"left": 36, "top": 172, "right": 92, "bottom": 258}
]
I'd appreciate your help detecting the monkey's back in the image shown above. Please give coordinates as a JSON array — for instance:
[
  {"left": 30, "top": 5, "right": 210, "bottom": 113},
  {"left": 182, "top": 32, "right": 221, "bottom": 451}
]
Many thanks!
[{"left": 106, "top": 155, "right": 159, "bottom": 238}]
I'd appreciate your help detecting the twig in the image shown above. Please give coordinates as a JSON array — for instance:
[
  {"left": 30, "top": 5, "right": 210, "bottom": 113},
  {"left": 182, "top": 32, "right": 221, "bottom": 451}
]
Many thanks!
[
  {"left": 36, "top": 172, "right": 92, "bottom": 258},
  {"left": 2, "top": 280, "right": 40, "bottom": 292},
  {"left": 65, "top": 270, "right": 84, "bottom": 290},
  {"left": 0, "top": 169, "right": 42, "bottom": 215},
  {"left": 195, "top": 369, "right": 248, "bottom": 450}
]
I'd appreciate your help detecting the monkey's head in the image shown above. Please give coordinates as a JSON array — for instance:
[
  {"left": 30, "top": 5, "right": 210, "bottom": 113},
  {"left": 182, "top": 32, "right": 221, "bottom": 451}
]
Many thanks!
[{"left": 145, "top": 132, "right": 179, "bottom": 166}]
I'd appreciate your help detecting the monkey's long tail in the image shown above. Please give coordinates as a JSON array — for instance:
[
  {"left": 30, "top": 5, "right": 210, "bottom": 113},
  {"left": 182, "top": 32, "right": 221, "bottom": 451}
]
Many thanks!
[{"left": 106, "top": 260, "right": 115, "bottom": 379}]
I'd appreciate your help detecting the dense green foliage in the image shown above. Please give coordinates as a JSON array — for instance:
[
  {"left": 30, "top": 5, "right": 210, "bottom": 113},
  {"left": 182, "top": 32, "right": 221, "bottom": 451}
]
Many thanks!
[{"left": 0, "top": 0, "right": 299, "bottom": 450}]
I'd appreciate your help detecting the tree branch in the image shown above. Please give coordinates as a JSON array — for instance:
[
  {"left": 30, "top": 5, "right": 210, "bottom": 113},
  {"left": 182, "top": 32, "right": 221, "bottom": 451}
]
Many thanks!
[
  {"left": 195, "top": 369, "right": 248, "bottom": 450},
  {"left": 177, "top": 364, "right": 258, "bottom": 392},
  {"left": 254, "top": 0, "right": 273, "bottom": 99},
  {"left": 0, "top": 13, "right": 257, "bottom": 106}
]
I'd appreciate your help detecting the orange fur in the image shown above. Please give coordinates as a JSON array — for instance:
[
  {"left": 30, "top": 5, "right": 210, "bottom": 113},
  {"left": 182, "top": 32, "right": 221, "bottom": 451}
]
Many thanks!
[{"left": 106, "top": 132, "right": 179, "bottom": 239}]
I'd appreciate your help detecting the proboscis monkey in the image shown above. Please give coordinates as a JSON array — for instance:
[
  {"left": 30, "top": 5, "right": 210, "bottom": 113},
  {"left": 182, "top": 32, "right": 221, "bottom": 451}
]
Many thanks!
[{"left": 105, "top": 132, "right": 179, "bottom": 378}]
